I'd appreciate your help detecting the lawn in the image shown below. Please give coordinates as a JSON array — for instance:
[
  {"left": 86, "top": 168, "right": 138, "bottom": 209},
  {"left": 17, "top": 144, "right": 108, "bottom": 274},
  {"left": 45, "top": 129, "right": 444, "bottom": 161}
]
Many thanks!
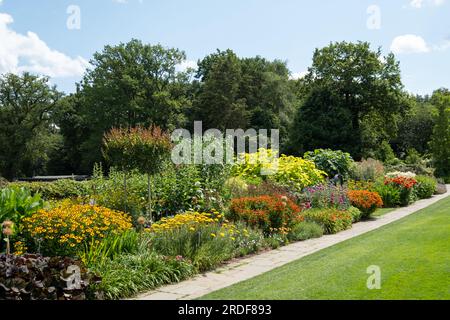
[
  {"left": 372, "top": 207, "right": 396, "bottom": 217},
  {"left": 201, "top": 196, "right": 450, "bottom": 300}
]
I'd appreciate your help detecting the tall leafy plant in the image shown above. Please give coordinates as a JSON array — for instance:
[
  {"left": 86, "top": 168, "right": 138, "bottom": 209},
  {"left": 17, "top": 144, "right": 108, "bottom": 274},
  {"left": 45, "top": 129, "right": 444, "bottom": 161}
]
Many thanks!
[
  {"left": 103, "top": 126, "right": 172, "bottom": 221},
  {"left": 0, "top": 187, "right": 45, "bottom": 227}
]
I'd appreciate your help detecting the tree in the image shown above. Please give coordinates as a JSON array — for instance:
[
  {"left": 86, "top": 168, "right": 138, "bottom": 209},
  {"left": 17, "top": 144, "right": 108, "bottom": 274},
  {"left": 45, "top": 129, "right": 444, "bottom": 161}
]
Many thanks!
[
  {"left": 76, "top": 39, "right": 192, "bottom": 172},
  {"left": 392, "top": 96, "right": 435, "bottom": 156},
  {"left": 193, "top": 50, "right": 297, "bottom": 148},
  {"left": 193, "top": 49, "right": 249, "bottom": 130},
  {"left": 289, "top": 41, "right": 409, "bottom": 158},
  {"left": 0, "top": 73, "right": 63, "bottom": 179},
  {"left": 430, "top": 88, "right": 450, "bottom": 179}
]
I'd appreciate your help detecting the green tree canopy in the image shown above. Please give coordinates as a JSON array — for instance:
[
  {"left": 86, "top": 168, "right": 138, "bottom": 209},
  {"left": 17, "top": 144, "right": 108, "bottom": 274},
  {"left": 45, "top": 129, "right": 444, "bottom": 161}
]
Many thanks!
[
  {"left": 0, "top": 73, "right": 63, "bottom": 179},
  {"left": 289, "top": 41, "right": 410, "bottom": 158},
  {"left": 430, "top": 88, "right": 450, "bottom": 179},
  {"left": 68, "top": 39, "right": 192, "bottom": 171}
]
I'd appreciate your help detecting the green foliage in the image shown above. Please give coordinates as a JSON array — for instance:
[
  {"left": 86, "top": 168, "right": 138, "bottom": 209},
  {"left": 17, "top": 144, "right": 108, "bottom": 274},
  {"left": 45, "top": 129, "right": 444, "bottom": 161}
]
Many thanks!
[
  {"left": 0, "top": 187, "right": 46, "bottom": 227},
  {"left": 393, "top": 97, "right": 435, "bottom": 155},
  {"left": 149, "top": 222, "right": 264, "bottom": 272},
  {"left": 287, "top": 221, "right": 324, "bottom": 242},
  {"left": 302, "top": 208, "right": 353, "bottom": 234},
  {"left": 77, "top": 230, "right": 141, "bottom": 268},
  {"left": 349, "top": 158, "right": 385, "bottom": 181},
  {"left": 429, "top": 89, "right": 450, "bottom": 179},
  {"left": 375, "top": 141, "right": 397, "bottom": 164},
  {"left": 414, "top": 175, "right": 437, "bottom": 199},
  {"left": 304, "top": 149, "right": 354, "bottom": 178},
  {"left": 8, "top": 179, "right": 90, "bottom": 200},
  {"left": 91, "top": 251, "right": 195, "bottom": 300},
  {"left": 102, "top": 126, "right": 172, "bottom": 175},
  {"left": 193, "top": 50, "right": 296, "bottom": 148},
  {"left": 0, "top": 73, "right": 63, "bottom": 179},
  {"left": 347, "top": 206, "right": 362, "bottom": 223},
  {"left": 0, "top": 254, "right": 100, "bottom": 300},
  {"left": 72, "top": 40, "right": 191, "bottom": 171},
  {"left": 373, "top": 182, "right": 401, "bottom": 208},
  {"left": 289, "top": 41, "right": 408, "bottom": 158}
]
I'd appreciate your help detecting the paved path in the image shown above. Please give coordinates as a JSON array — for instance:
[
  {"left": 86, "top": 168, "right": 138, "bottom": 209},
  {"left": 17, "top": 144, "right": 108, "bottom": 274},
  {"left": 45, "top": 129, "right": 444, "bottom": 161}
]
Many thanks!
[{"left": 135, "top": 186, "right": 450, "bottom": 300}]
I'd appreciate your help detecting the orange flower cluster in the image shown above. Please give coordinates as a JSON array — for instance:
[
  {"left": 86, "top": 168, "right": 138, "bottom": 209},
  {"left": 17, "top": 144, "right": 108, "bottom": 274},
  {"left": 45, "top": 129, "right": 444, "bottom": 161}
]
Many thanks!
[
  {"left": 347, "top": 190, "right": 383, "bottom": 216},
  {"left": 384, "top": 176, "right": 417, "bottom": 189},
  {"left": 229, "top": 195, "right": 302, "bottom": 234}
]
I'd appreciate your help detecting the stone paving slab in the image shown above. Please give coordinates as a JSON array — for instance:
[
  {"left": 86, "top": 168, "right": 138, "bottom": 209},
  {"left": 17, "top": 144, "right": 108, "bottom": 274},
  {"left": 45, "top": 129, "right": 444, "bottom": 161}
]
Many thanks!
[{"left": 134, "top": 186, "right": 450, "bottom": 300}]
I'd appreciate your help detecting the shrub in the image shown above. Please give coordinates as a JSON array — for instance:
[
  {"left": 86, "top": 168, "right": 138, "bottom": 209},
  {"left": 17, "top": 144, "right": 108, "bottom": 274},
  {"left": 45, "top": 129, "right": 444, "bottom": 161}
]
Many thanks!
[
  {"left": 349, "top": 158, "right": 384, "bottom": 181},
  {"left": 383, "top": 175, "right": 418, "bottom": 206},
  {"left": 287, "top": 221, "right": 324, "bottom": 242},
  {"left": 245, "top": 180, "right": 301, "bottom": 203},
  {"left": 102, "top": 126, "right": 172, "bottom": 174},
  {"left": 224, "top": 177, "right": 248, "bottom": 199},
  {"left": 304, "top": 149, "right": 354, "bottom": 179},
  {"left": 91, "top": 164, "right": 227, "bottom": 222},
  {"left": 8, "top": 180, "right": 90, "bottom": 200},
  {"left": 232, "top": 149, "right": 326, "bottom": 191},
  {"left": 275, "top": 154, "right": 327, "bottom": 190},
  {"left": 23, "top": 204, "right": 132, "bottom": 256},
  {"left": 347, "top": 179, "right": 375, "bottom": 192},
  {"left": 0, "top": 254, "right": 100, "bottom": 300},
  {"left": 228, "top": 195, "right": 302, "bottom": 234},
  {"left": 0, "top": 187, "right": 46, "bottom": 241},
  {"left": 374, "top": 182, "right": 401, "bottom": 208},
  {"left": 300, "top": 183, "right": 350, "bottom": 210},
  {"left": 414, "top": 175, "right": 437, "bottom": 199},
  {"left": 302, "top": 208, "right": 353, "bottom": 234},
  {"left": 347, "top": 206, "right": 362, "bottom": 223},
  {"left": 347, "top": 190, "right": 383, "bottom": 218}
]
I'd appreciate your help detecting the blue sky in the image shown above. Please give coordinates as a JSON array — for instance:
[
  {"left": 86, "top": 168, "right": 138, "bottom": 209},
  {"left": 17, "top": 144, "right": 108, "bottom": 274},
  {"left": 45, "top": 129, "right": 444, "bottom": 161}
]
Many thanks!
[{"left": 0, "top": 0, "right": 449, "bottom": 95}]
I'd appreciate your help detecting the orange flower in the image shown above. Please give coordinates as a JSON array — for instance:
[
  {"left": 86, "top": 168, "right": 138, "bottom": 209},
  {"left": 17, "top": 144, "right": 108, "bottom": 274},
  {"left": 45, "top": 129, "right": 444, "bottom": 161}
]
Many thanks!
[{"left": 348, "top": 190, "right": 383, "bottom": 216}]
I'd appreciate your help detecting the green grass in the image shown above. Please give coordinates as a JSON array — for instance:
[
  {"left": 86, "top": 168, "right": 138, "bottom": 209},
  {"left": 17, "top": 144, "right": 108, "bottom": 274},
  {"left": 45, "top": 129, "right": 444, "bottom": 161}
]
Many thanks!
[
  {"left": 201, "top": 196, "right": 450, "bottom": 300},
  {"left": 372, "top": 207, "right": 396, "bottom": 217}
]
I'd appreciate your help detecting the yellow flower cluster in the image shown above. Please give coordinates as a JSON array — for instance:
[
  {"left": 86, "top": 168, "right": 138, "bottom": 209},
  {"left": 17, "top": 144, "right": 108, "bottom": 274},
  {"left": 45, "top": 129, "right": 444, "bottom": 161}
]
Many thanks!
[
  {"left": 23, "top": 204, "right": 132, "bottom": 251},
  {"left": 13, "top": 241, "right": 27, "bottom": 256},
  {"left": 147, "top": 211, "right": 223, "bottom": 233}
]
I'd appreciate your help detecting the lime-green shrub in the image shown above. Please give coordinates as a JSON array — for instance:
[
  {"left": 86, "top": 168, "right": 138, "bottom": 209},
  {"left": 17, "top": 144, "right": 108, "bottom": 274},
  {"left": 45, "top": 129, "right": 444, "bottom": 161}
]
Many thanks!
[{"left": 232, "top": 149, "right": 326, "bottom": 191}]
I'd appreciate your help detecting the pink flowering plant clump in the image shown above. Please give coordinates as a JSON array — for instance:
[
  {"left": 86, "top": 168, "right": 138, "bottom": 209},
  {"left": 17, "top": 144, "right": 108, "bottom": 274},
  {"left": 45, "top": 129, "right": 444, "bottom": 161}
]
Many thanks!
[{"left": 300, "top": 183, "right": 350, "bottom": 210}]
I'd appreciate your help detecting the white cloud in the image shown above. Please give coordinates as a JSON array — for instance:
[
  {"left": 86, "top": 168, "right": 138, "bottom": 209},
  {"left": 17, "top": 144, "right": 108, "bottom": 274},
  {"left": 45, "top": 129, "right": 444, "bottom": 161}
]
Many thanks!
[
  {"left": 0, "top": 13, "right": 89, "bottom": 78},
  {"left": 390, "top": 34, "right": 430, "bottom": 54},
  {"left": 176, "top": 60, "right": 198, "bottom": 72},
  {"left": 409, "top": 0, "right": 445, "bottom": 8},
  {"left": 289, "top": 71, "right": 307, "bottom": 80}
]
